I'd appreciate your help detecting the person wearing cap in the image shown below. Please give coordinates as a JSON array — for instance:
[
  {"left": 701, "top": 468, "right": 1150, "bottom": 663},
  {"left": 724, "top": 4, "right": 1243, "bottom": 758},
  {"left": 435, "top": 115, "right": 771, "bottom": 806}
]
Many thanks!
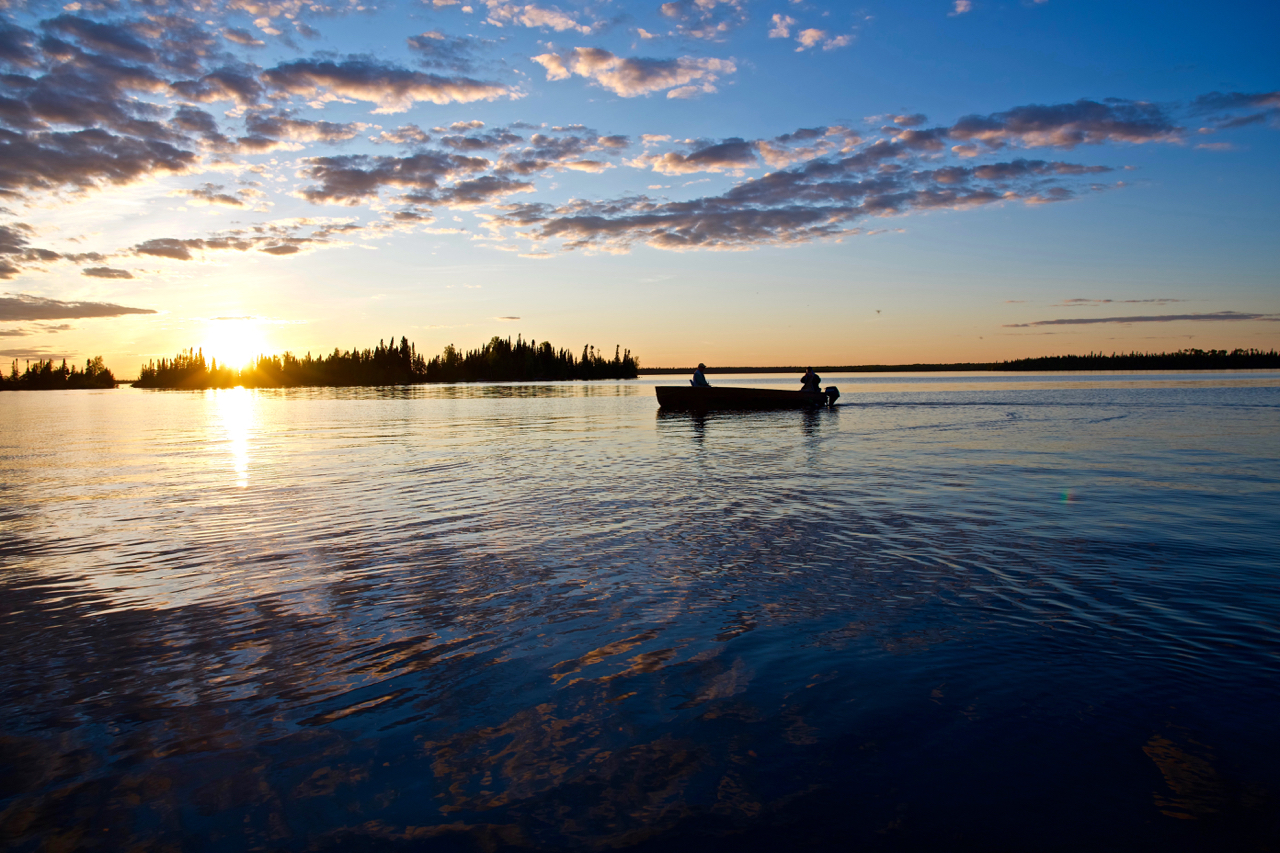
[
  {"left": 691, "top": 363, "right": 711, "bottom": 387},
  {"left": 800, "top": 366, "right": 821, "bottom": 393}
]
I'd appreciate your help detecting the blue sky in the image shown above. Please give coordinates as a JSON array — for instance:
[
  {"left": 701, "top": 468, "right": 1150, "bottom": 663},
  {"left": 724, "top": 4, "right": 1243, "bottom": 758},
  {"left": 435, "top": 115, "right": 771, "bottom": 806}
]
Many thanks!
[{"left": 0, "top": 0, "right": 1276, "bottom": 372}]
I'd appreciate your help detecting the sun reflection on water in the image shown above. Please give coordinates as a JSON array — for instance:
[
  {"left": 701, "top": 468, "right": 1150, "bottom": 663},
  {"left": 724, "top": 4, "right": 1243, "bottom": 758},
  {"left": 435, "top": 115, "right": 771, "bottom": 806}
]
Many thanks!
[{"left": 215, "top": 386, "right": 256, "bottom": 487}]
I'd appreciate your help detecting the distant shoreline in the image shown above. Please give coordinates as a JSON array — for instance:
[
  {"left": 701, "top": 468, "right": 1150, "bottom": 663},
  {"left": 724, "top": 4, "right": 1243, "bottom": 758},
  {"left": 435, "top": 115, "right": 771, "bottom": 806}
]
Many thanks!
[
  {"left": 640, "top": 365, "right": 1280, "bottom": 374},
  {"left": 640, "top": 349, "right": 1280, "bottom": 374},
  {"left": 7, "top": 348, "right": 1277, "bottom": 391}
]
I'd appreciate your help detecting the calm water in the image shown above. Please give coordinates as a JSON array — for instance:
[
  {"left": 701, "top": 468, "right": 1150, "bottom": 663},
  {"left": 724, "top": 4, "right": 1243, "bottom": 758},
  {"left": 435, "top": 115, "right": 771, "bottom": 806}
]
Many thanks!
[{"left": 2, "top": 373, "right": 1278, "bottom": 852}]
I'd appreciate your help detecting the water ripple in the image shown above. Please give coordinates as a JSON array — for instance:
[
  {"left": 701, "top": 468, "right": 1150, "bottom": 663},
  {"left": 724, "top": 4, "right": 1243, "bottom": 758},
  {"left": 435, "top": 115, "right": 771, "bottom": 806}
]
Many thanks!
[{"left": 1, "top": 377, "right": 1278, "bottom": 850}]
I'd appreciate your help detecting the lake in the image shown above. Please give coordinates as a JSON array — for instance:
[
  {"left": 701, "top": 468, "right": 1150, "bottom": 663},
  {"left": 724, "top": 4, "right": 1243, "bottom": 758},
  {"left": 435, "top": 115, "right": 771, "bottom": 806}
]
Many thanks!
[{"left": 2, "top": 372, "right": 1278, "bottom": 851}]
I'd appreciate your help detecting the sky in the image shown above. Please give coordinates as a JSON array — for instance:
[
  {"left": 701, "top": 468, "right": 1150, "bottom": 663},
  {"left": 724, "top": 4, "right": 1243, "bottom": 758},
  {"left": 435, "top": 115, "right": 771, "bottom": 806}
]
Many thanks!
[{"left": 0, "top": 0, "right": 1277, "bottom": 374}]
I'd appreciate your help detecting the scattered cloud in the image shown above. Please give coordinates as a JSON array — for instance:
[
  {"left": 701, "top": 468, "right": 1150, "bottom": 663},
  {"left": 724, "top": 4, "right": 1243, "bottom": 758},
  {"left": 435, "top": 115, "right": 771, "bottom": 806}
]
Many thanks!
[
  {"left": 950, "top": 98, "right": 1182, "bottom": 150},
  {"left": 768, "top": 15, "right": 795, "bottom": 39},
  {"left": 0, "top": 129, "right": 198, "bottom": 199},
  {"left": 484, "top": 144, "right": 1117, "bottom": 254},
  {"left": 659, "top": 0, "right": 748, "bottom": 40},
  {"left": 82, "top": 266, "right": 134, "bottom": 278},
  {"left": 223, "top": 27, "right": 266, "bottom": 48},
  {"left": 406, "top": 31, "right": 488, "bottom": 71},
  {"left": 635, "top": 137, "right": 757, "bottom": 174},
  {"left": 483, "top": 0, "right": 593, "bottom": 34},
  {"left": 793, "top": 29, "right": 851, "bottom": 52},
  {"left": 1004, "top": 311, "right": 1279, "bottom": 327},
  {"left": 533, "top": 48, "right": 735, "bottom": 98},
  {"left": 263, "top": 57, "right": 516, "bottom": 113},
  {"left": 242, "top": 112, "right": 371, "bottom": 145},
  {"left": 0, "top": 223, "right": 61, "bottom": 279},
  {"left": 0, "top": 2, "right": 1272, "bottom": 291},
  {"left": 1056, "top": 298, "right": 1189, "bottom": 306},
  {"left": 0, "top": 347, "right": 76, "bottom": 359},
  {"left": 949, "top": 1, "right": 973, "bottom": 16},
  {"left": 172, "top": 66, "right": 266, "bottom": 106},
  {"left": 0, "top": 292, "right": 155, "bottom": 321},
  {"left": 297, "top": 151, "right": 491, "bottom": 204}
]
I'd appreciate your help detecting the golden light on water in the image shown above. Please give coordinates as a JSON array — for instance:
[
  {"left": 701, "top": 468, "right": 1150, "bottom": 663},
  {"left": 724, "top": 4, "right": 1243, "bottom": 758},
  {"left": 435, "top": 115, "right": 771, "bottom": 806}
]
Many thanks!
[
  {"left": 204, "top": 319, "right": 268, "bottom": 371},
  {"left": 215, "top": 386, "right": 255, "bottom": 488}
]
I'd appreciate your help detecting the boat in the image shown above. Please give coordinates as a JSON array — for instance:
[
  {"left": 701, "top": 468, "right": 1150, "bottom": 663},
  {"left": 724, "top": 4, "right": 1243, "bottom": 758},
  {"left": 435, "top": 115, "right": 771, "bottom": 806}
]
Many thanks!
[{"left": 655, "top": 385, "right": 837, "bottom": 410}]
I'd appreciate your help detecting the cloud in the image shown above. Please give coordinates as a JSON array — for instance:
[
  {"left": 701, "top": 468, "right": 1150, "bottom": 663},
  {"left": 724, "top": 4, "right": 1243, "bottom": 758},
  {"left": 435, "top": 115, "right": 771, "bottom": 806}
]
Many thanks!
[
  {"left": 174, "top": 182, "right": 248, "bottom": 206},
  {"left": 659, "top": 0, "right": 747, "bottom": 40},
  {"left": 949, "top": 1, "right": 973, "bottom": 16},
  {"left": 768, "top": 15, "right": 795, "bottom": 38},
  {"left": 82, "top": 266, "right": 134, "bottom": 278},
  {"left": 41, "top": 14, "right": 156, "bottom": 65},
  {"left": 242, "top": 111, "right": 370, "bottom": 144},
  {"left": 1194, "top": 91, "right": 1280, "bottom": 132},
  {"left": 297, "top": 151, "right": 491, "bottom": 204},
  {"left": 532, "top": 48, "right": 735, "bottom": 98},
  {"left": 1191, "top": 90, "right": 1280, "bottom": 113},
  {"left": 795, "top": 29, "right": 826, "bottom": 50},
  {"left": 950, "top": 98, "right": 1182, "bottom": 150},
  {"left": 633, "top": 126, "right": 858, "bottom": 175},
  {"left": 1056, "top": 297, "right": 1188, "bottom": 305},
  {"left": 494, "top": 130, "right": 629, "bottom": 175},
  {"left": 263, "top": 57, "right": 515, "bottom": 113},
  {"left": 126, "top": 217, "right": 387, "bottom": 263},
  {"left": 496, "top": 315, "right": 520, "bottom": 320},
  {"left": 0, "top": 128, "right": 197, "bottom": 199},
  {"left": 0, "top": 292, "right": 155, "bottom": 320},
  {"left": 437, "top": 174, "right": 534, "bottom": 207},
  {"left": 483, "top": 1, "right": 592, "bottom": 34},
  {"left": 439, "top": 128, "right": 524, "bottom": 151},
  {"left": 223, "top": 28, "right": 266, "bottom": 47},
  {"left": 483, "top": 141, "right": 1118, "bottom": 254},
  {"left": 406, "top": 31, "right": 487, "bottom": 71},
  {"left": 0, "top": 21, "right": 41, "bottom": 68},
  {"left": 0, "top": 223, "right": 60, "bottom": 278},
  {"left": 635, "top": 138, "right": 758, "bottom": 174},
  {"left": 171, "top": 66, "right": 265, "bottom": 105},
  {"left": 171, "top": 106, "right": 231, "bottom": 146},
  {"left": 1004, "top": 312, "right": 1279, "bottom": 327},
  {"left": 793, "top": 29, "right": 851, "bottom": 52},
  {"left": 888, "top": 126, "right": 950, "bottom": 151},
  {"left": 0, "top": 347, "right": 77, "bottom": 359},
  {"left": 374, "top": 124, "right": 432, "bottom": 146}
]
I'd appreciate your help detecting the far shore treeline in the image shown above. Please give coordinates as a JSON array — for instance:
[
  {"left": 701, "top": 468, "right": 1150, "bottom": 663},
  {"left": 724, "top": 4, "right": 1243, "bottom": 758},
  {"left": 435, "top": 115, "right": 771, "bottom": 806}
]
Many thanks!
[
  {"left": 640, "top": 348, "right": 1280, "bottom": 374},
  {"left": 134, "top": 335, "right": 640, "bottom": 389},
  {"left": 5, "top": 346, "right": 1279, "bottom": 391},
  {"left": 2, "top": 357, "right": 117, "bottom": 390}
]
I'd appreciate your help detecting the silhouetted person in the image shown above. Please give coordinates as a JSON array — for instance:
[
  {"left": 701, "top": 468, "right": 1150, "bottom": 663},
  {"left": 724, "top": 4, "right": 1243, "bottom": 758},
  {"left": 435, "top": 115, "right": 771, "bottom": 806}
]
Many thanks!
[
  {"left": 691, "top": 363, "right": 711, "bottom": 387},
  {"left": 801, "top": 367, "right": 821, "bottom": 393}
]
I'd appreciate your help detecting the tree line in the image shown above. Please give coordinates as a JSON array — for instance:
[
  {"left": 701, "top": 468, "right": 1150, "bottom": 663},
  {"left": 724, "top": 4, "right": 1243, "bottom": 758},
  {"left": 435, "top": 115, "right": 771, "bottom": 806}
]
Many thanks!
[
  {"left": 2, "top": 357, "right": 117, "bottom": 390},
  {"left": 134, "top": 335, "right": 640, "bottom": 389},
  {"left": 640, "top": 348, "right": 1280, "bottom": 374},
  {"left": 998, "top": 348, "right": 1279, "bottom": 371}
]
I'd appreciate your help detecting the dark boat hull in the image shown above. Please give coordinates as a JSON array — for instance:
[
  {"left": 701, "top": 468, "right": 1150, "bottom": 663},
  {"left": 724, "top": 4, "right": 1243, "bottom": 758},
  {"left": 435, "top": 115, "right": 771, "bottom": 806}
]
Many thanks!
[{"left": 656, "top": 385, "right": 829, "bottom": 410}]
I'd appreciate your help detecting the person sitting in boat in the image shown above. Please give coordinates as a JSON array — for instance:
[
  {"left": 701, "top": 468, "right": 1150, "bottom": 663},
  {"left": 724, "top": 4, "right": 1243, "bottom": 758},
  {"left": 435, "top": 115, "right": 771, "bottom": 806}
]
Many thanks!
[
  {"left": 801, "top": 367, "right": 821, "bottom": 393},
  {"left": 691, "top": 363, "right": 711, "bottom": 387}
]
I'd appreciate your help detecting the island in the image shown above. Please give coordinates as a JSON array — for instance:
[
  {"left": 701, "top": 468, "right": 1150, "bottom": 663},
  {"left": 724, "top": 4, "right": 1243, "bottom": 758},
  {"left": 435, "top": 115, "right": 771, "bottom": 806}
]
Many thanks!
[{"left": 134, "top": 336, "right": 641, "bottom": 389}]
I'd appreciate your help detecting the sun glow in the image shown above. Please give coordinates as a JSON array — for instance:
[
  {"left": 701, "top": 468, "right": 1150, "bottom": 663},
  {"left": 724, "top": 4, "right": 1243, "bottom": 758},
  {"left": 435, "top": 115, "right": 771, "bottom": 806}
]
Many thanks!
[{"left": 204, "top": 319, "right": 268, "bottom": 371}]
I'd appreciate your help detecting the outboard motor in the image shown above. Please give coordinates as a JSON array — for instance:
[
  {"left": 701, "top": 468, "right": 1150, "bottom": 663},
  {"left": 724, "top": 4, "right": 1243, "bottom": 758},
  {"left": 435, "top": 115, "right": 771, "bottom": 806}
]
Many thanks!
[{"left": 825, "top": 386, "right": 840, "bottom": 407}]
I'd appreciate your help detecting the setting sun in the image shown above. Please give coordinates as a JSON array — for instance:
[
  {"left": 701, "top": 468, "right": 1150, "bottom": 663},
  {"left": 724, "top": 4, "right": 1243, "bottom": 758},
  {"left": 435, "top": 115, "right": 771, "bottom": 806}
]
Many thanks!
[{"left": 203, "top": 319, "right": 267, "bottom": 371}]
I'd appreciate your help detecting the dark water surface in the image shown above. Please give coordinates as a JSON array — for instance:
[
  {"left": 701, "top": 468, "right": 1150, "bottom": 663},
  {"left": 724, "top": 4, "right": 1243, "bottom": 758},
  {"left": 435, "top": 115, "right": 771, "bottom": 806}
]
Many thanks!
[{"left": 3, "top": 373, "right": 1278, "bottom": 851}]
